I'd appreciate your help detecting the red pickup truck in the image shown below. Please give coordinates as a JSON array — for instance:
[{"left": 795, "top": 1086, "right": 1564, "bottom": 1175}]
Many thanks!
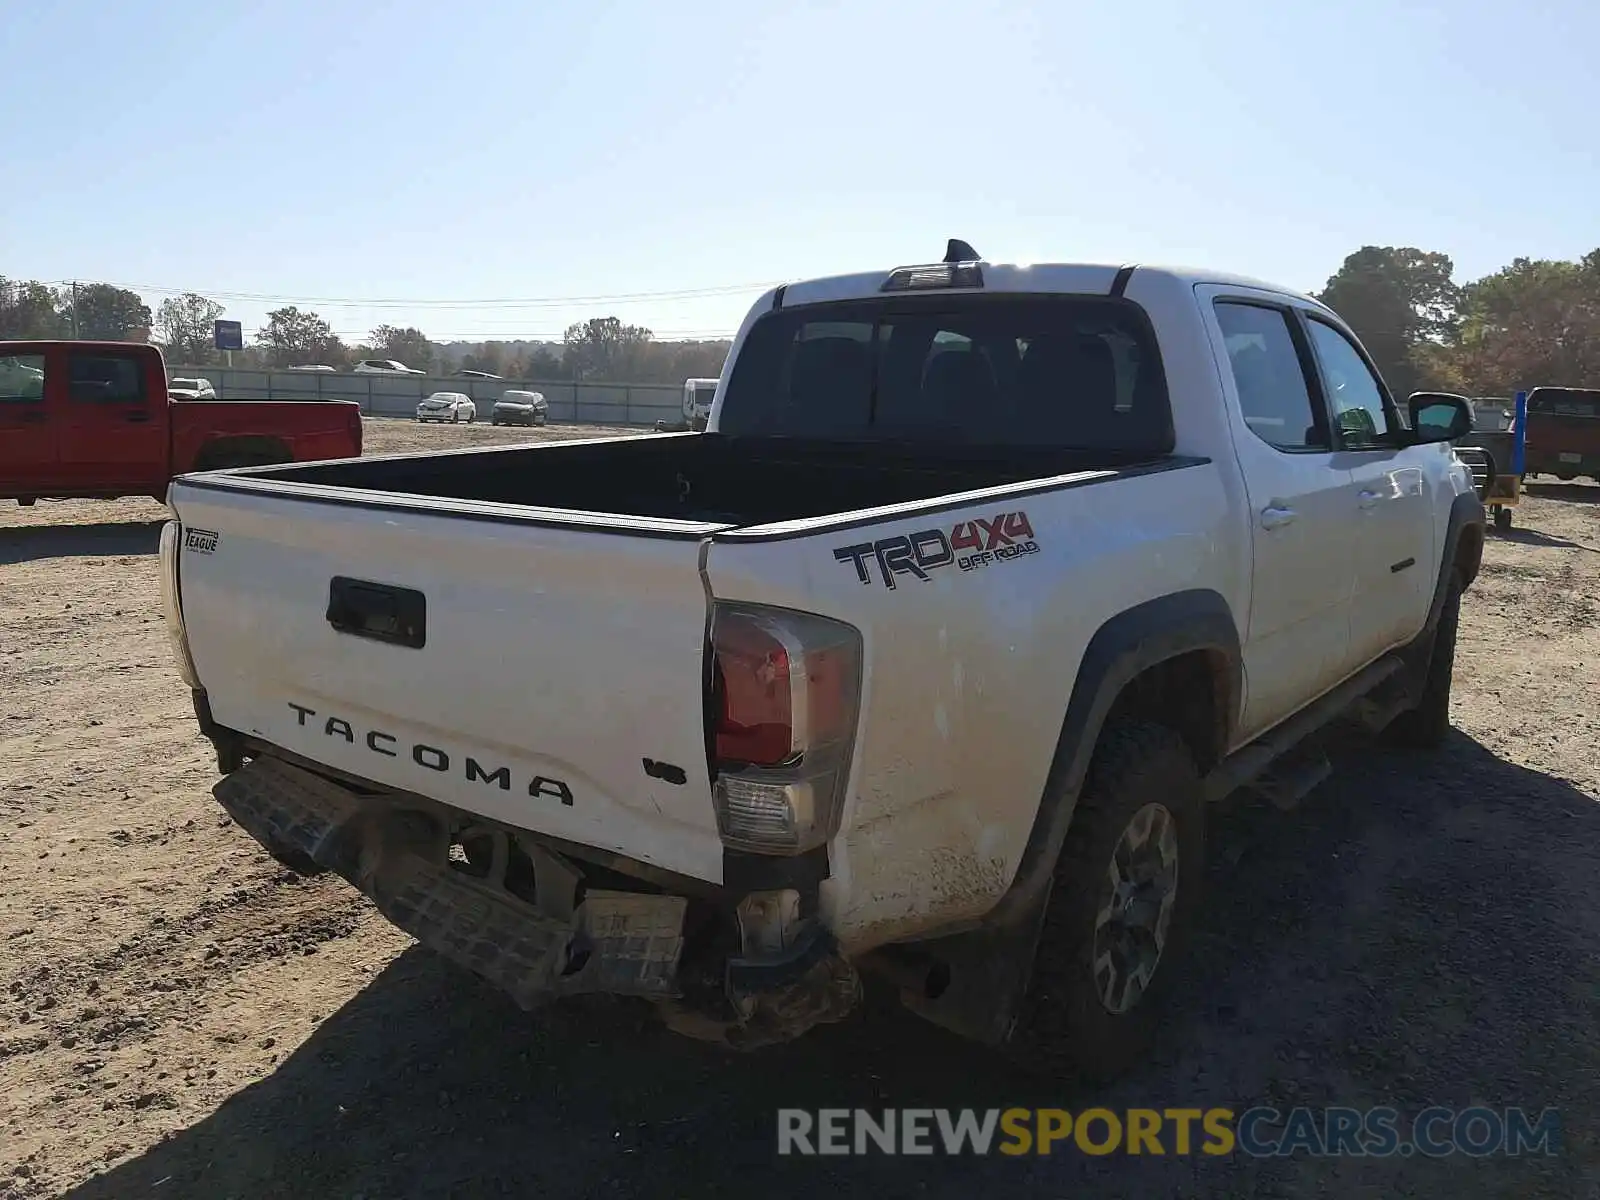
[
  {"left": 1525, "top": 386, "right": 1600, "bottom": 482},
  {"left": 1, "top": 340, "right": 363, "bottom": 505}
]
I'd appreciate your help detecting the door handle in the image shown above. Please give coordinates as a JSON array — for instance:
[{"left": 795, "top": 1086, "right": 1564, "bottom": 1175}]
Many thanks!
[
  {"left": 18, "top": 410, "right": 46, "bottom": 424},
  {"left": 1357, "top": 489, "right": 1381, "bottom": 509},
  {"left": 1259, "top": 505, "right": 1297, "bottom": 530},
  {"left": 124, "top": 412, "right": 151, "bottom": 423}
]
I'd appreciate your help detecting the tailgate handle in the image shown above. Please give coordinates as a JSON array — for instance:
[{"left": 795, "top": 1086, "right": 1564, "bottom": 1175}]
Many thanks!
[{"left": 326, "top": 577, "right": 426, "bottom": 649}]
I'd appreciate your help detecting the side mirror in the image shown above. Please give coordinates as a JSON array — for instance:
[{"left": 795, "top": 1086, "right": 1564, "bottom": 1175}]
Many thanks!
[{"left": 1407, "top": 392, "right": 1473, "bottom": 444}]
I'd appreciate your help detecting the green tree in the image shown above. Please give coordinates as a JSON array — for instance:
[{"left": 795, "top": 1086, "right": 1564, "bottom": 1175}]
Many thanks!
[
  {"left": 256, "top": 306, "right": 344, "bottom": 367},
  {"left": 1315, "top": 247, "right": 1461, "bottom": 398},
  {"left": 155, "top": 292, "right": 226, "bottom": 365},
  {"left": 63, "top": 283, "right": 152, "bottom": 341},
  {"left": 0, "top": 278, "right": 67, "bottom": 339},
  {"left": 1445, "top": 253, "right": 1600, "bottom": 395},
  {"left": 562, "top": 316, "right": 653, "bottom": 381},
  {"left": 460, "top": 341, "right": 510, "bottom": 376},
  {"left": 369, "top": 325, "right": 434, "bottom": 373},
  {"left": 657, "top": 339, "right": 732, "bottom": 383},
  {"left": 523, "top": 346, "right": 568, "bottom": 379}
]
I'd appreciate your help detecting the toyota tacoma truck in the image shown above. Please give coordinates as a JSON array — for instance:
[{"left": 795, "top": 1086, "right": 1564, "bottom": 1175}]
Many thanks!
[
  {"left": 157, "top": 244, "right": 1485, "bottom": 1076},
  {"left": 1, "top": 340, "right": 362, "bottom": 504}
]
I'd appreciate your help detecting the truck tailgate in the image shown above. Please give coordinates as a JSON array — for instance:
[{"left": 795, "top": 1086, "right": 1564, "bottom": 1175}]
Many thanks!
[{"left": 168, "top": 479, "right": 727, "bottom": 883}]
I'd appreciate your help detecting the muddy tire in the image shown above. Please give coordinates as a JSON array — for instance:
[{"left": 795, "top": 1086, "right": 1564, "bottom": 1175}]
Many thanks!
[
  {"left": 1385, "top": 570, "right": 1462, "bottom": 749},
  {"left": 1006, "top": 721, "right": 1204, "bottom": 1081}
]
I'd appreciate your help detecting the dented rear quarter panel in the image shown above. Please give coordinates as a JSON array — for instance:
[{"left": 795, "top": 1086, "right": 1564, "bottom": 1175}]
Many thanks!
[{"left": 704, "top": 461, "right": 1236, "bottom": 953}]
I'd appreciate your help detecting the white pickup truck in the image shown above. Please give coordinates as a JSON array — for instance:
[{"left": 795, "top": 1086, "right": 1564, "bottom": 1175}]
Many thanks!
[{"left": 158, "top": 243, "right": 1485, "bottom": 1077}]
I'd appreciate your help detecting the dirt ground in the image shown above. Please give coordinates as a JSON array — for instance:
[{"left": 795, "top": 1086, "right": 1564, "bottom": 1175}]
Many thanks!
[{"left": 1, "top": 421, "right": 1596, "bottom": 1199}]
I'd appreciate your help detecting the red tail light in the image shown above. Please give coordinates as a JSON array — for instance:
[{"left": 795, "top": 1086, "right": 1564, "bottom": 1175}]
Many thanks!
[
  {"left": 712, "top": 615, "right": 858, "bottom": 767},
  {"left": 708, "top": 604, "right": 862, "bottom": 854}
]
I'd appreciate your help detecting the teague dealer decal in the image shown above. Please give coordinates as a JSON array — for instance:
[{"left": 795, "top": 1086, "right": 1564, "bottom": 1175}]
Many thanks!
[
  {"left": 833, "top": 510, "right": 1040, "bottom": 589},
  {"left": 183, "top": 527, "right": 219, "bottom": 554}
]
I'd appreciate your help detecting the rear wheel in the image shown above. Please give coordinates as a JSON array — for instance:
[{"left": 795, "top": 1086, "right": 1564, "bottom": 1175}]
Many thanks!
[
  {"left": 1006, "top": 722, "right": 1204, "bottom": 1081},
  {"left": 1385, "top": 569, "right": 1462, "bottom": 749}
]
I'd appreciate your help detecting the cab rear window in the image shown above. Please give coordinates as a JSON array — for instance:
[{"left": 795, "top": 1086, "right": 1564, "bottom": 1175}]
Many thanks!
[
  {"left": 716, "top": 296, "right": 1172, "bottom": 453},
  {"left": 1528, "top": 388, "right": 1600, "bottom": 418}
]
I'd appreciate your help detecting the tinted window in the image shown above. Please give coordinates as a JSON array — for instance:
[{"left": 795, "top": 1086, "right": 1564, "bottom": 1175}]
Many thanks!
[
  {"left": 1528, "top": 388, "right": 1600, "bottom": 418},
  {"left": 1214, "top": 302, "right": 1326, "bottom": 451},
  {"left": 716, "top": 297, "right": 1171, "bottom": 452},
  {"left": 68, "top": 353, "right": 145, "bottom": 403},
  {"left": 0, "top": 354, "right": 46, "bottom": 404},
  {"left": 1305, "top": 319, "right": 1394, "bottom": 447}
]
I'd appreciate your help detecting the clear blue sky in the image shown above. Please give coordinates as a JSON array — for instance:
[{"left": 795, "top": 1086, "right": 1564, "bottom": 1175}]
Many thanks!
[{"left": 2, "top": 0, "right": 1595, "bottom": 345}]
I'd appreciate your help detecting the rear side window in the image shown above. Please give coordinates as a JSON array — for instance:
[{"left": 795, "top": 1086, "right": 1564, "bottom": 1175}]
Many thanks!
[
  {"left": 1214, "top": 302, "right": 1327, "bottom": 452},
  {"left": 0, "top": 354, "right": 46, "bottom": 404},
  {"left": 1528, "top": 388, "right": 1600, "bottom": 418},
  {"left": 68, "top": 353, "right": 145, "bottom": 403},
  {"left": 716, "top": 297, "right": 1171, "bottom": 453}
]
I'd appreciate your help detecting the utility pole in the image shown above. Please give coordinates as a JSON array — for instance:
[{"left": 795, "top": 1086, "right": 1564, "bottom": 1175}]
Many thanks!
[{"left": 70, "top": 281, "right": 79, "bottom": 338}]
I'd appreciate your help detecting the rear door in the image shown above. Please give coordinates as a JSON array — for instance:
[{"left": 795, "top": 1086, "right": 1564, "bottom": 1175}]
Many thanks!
[
  {"left": 1201, "top": 290, "right": 1354, "bottom": 737},
  {"left": 0, "top": 347, "right": 55, "bottom": 493},
  {"left": 57, "top": 346, "right": 167, "bottom": 493},
  {"left": 167, "top": 479, "right": 729, "bottom": 884}
]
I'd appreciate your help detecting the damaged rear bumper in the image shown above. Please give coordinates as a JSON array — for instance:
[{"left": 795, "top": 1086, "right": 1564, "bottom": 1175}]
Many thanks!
[{"left": 213, "top": 754, "right": 860, "bottom": 1044}]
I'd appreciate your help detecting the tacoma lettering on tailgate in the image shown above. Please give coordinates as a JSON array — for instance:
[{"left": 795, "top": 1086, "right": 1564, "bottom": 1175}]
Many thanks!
[
  {"left": 285, "top": 702, "right": 574, "bottom": 805},
  {"left": 832, "top": 510, "right": 1040, "bottom": 589}
]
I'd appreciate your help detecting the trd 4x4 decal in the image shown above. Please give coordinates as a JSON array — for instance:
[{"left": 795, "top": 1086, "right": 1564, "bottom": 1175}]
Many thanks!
[{"left": 833, "top": 511, "right": 1040, "bottom": 589}]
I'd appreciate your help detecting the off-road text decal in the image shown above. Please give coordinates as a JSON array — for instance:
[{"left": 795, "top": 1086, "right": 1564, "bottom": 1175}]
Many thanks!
[{"left": 833, "top": 511, "right": 1040, "bottom": 589}]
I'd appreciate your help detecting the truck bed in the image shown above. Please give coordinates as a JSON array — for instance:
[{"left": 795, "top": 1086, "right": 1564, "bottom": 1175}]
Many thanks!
[{"left": 219, "top": 432, "right": 1160, "bottom": 528}]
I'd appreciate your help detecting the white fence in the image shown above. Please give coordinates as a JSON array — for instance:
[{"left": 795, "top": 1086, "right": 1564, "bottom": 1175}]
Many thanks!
[{"left": 172, "top": 368, "right": 683, "bottom": 427}]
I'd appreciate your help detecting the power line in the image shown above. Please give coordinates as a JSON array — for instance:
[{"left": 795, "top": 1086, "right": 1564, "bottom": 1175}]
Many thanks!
[
  {"left": 326, "top": 329, "right": 736, "bottom": 341},
  {"left": 59, "top": 278, "right": 783, "bottom": 310}
]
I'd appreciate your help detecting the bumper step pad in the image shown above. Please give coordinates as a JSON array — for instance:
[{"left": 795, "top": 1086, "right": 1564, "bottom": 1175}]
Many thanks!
[{"left": 214, "top": 756, "right": 686, "bottom": 1007}]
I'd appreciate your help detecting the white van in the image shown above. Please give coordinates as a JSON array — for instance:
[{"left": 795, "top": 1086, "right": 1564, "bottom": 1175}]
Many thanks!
[{"left": 682, "top": 377, "right": 719, "bottom": 431}]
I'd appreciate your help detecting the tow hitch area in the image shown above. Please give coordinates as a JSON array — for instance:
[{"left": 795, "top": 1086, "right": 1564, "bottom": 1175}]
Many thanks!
[
  {"left": 212, "top": 755, "right": 863, "bottom": 1046},
  {"left": 213, "top": 756, "right": 687, "bottom": 1006}
]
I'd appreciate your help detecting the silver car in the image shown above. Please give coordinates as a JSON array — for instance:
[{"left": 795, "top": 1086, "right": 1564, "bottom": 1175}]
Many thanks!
[{"left": 416, "top": 391, "right": 476, "bottom": 423}]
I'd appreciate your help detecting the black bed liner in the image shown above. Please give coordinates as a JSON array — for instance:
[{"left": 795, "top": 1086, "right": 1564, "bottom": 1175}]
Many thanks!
[{"left": 235, "top": 432, "right": 1176, "bottom": 528}]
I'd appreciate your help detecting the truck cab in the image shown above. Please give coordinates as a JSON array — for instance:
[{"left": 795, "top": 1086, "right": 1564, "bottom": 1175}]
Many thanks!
[{"left": 1, "top": 340, "right": 363, "bottom": 504}]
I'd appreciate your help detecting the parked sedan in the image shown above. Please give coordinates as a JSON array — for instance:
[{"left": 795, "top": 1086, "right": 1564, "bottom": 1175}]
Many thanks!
[
  {"left": 416, "top": 391, "right": 476, "bottom": 423},
  {"left": 490, "top": 390, "right": 547, "bottom": 426}
]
